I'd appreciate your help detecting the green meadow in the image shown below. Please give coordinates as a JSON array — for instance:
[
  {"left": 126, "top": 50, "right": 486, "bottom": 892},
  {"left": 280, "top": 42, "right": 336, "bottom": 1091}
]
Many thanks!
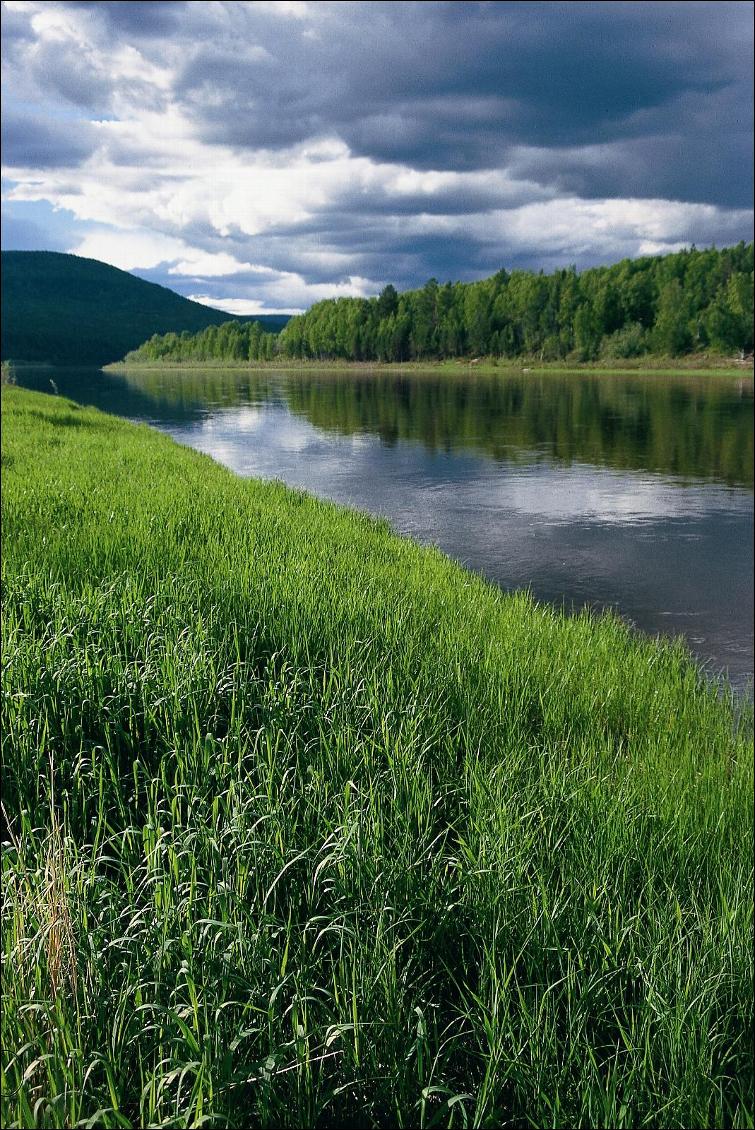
[{"left": 1, "top": 386, "right": 753, "bottom": 1129}]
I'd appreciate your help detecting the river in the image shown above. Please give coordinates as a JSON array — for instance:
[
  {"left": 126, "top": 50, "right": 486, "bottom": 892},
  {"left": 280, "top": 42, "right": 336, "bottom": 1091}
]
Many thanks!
[{"left": 14, "top": 365, "right": 753, "bottom": 692}]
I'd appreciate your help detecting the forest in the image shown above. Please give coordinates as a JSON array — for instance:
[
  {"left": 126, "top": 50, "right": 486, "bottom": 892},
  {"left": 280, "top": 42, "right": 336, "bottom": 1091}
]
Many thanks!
[
  {"left": 124, "top": 317, "right": 280, "bottom": 365},
  {"left": 124, "top": 243, "right": 753, "bottom": 366}
]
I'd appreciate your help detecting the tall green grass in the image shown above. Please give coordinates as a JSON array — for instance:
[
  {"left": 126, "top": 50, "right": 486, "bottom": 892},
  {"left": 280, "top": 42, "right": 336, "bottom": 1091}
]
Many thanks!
[{"left": 1, "top": 386, "right": 752, "bottom": 1129}]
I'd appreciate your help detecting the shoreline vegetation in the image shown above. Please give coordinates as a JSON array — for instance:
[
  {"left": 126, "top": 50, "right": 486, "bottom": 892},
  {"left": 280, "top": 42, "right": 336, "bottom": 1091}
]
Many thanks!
[
  {"left": 117, "top": 243, "right": 753, "bottom": 371},
  {"left": 104, "top": 354, "right": 752, "bottom": 376},
  {"left": 2, "top": 385, "right": 753, "bottom": 1129}
]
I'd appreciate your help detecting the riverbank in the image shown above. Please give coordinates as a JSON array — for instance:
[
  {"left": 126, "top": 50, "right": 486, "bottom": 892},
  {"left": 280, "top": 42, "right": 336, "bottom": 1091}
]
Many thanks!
[
  {"left": 2, "top": 385, "right": 752, "bottom": 1129},
  {"left": 104, "top": 353, "right": 751, "bottom": 377}
]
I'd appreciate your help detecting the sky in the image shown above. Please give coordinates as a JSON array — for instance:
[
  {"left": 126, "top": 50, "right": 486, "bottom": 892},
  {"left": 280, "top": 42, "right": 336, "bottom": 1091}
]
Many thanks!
[{"left": 1, "top": 0, "right": 753, "bottom": 315}]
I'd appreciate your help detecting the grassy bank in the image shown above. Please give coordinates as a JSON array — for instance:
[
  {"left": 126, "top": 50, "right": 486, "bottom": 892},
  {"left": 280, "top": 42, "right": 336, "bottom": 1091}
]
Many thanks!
[
  {"left": 2, "top": 386, "right": 752, "bottom": 1129},
  {"left": 105, "top": 354, "right": 751, "bottom": 377}
]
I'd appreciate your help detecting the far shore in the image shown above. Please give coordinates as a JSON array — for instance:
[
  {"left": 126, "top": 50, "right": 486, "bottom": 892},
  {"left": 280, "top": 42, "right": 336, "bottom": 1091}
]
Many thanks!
[{"left": 102, "top": 354, "right": 753, "bottom": 377}]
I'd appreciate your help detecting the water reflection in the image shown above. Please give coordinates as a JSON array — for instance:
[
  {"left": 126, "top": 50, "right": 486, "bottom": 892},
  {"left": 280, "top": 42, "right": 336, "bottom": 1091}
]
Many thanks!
[
  {"left": 102, "top": 366, "right": 754, "bottom": 486},
  {"left": 283, "top": 370, "right": 754, "bottom": 486},
  {"left": 13, "top": 365, "right": 754, "bottom": 690}
]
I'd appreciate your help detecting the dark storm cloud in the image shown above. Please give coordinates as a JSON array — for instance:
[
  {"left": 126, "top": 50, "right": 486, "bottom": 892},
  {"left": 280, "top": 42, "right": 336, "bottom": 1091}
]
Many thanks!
[
  {"left": 1, "top": 110, "right": 97, "bottom": 169},
  {"left": 29, "top": 41, "right": 114, "bottom": 110},
  {"left": 0, "top": 2, "right": 184, "bottom": 116},
  {"left": 167, "top": 0, "right": 752, "bottom": 206},
  {"left": 4, "top": 1, "right": 752, "bottom": 207},
  {"left": 59, "top": 1, "right": 189, "bottom": 37},
  {"left": 0, "top": 4, "right": 34, "bottom": 45},
  {"left": 509, "top": 125, "right": 754, "bottom": 211}
]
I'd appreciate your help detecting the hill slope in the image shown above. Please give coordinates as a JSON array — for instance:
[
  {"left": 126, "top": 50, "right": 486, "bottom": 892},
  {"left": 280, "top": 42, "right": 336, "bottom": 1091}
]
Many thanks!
[{"left": 0, "top": 251, "right": 289, "bottom": 366}]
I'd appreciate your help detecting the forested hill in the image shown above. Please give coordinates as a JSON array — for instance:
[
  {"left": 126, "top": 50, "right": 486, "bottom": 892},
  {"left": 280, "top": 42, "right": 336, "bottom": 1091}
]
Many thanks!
[
  {"left": 0, "top": 251, "right": 289, "bottom": 366},
  {"left": 278, "top": 243, "right": 753, "bottom": 363}
]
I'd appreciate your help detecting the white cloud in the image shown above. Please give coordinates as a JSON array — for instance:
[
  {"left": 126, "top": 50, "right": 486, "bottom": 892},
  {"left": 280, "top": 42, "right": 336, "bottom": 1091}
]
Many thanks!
[
  {"left": 67, "top": 233, "right": 272, "bottom": 280},
  {"left": 189, "top": 294, "right": 302, "bottom": 316},
  {"left": 70, "top": 229, "right": 189, "bottom": 271},
  {"left": 189, "top": 270, "right": 378, "bottom": 314},
  {"left": 168, "top": 253, "right": 272, "bottom": 278},
  {"left": 9, "top": 123, "right": 746, "bottom": 271},
  {"left": 405, "top": 197, "right": 753, "bottom": 261},
  {"left": 637, "top": 240, "right": 692, "bottom": 257},
  {"left": 251, "top": 1, "right": 311, "bottom": 18},
  {"left": 28, "top": 4, "right": 82, "bottom": 42}
]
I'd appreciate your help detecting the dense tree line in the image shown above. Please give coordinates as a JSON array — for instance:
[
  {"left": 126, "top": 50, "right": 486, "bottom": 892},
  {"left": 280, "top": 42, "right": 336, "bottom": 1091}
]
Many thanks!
[
  {"left": 280, "top": 243, "right": 753, "bottom": 362},
  {"left": 126, "top": 243, "right": 753, "bottom": 364},
  {"left": 125, "top": 318, "right": 279, "bottom": 364}
]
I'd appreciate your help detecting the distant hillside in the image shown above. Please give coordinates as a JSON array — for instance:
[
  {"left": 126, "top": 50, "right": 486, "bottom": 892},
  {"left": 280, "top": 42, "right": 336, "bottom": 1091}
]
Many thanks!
[{"left": 0, "top": 251, "right": 290, "bottom": 366}]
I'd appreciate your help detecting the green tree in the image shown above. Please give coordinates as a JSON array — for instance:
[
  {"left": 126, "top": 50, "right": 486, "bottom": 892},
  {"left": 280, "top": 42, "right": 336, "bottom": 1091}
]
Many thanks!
[
  {"left": 653, "top": 280, "right": 692, "bottom": 355},
  {"left": 573, "top": 302, "right": 602, "bottom": 360}
]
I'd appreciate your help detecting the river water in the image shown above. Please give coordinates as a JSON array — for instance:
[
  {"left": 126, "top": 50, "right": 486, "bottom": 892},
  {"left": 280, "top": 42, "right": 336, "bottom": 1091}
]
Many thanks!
[{"left": 15, "top": 365, "right": 753, "bottom": 692}]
